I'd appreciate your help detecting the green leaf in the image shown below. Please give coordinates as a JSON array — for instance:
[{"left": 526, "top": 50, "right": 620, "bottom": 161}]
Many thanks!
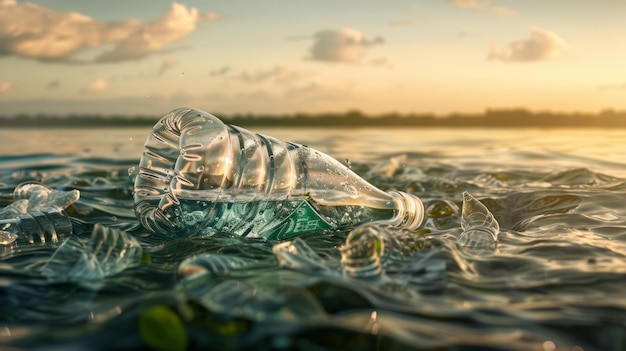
[
  {"left": 139, "top": 305, "right": 188, "bottom": 351},
  {"left": 140, "top": 252, "right": 152, "bottom": 265},
  {"left": 414, "top": 227, "right": 432, "bottom": 235}
]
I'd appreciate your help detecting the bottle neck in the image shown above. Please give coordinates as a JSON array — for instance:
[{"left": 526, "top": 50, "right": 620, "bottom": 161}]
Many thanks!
[{"left": 388, "top": 191, "right": 424, "bottom": 231}]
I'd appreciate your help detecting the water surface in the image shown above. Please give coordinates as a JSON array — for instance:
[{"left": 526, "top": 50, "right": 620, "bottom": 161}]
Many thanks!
[{"left": 1, "top": 126, "right": 626, "bottom": 351}]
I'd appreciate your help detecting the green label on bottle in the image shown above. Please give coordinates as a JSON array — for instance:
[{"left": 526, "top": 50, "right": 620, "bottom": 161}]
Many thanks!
[{"left": 268, "top": 200, "right": 332, "bottom": 240}]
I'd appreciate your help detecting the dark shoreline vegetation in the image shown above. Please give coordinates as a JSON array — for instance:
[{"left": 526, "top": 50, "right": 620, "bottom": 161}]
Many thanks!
[{"left": 3, "top": 108, "right": 626, "bottom": 128}]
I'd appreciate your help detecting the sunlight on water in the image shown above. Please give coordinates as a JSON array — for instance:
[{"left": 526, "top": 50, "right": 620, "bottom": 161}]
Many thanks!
[{"left": 1, "top": 126, "right": 626, "bottom": 350}]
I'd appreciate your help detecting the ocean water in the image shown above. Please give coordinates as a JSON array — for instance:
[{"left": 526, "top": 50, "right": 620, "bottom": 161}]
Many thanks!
[{"left": 1, "top": 126, "right": 626, "bottom": 351}]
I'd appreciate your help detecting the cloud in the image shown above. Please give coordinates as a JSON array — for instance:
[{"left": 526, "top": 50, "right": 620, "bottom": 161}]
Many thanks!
[
  {"left": 284, "top": 80, "right": 356, "bottom": 101},
  {"left": 210, "top": 66, "right": 231, "bottom": 77},
  {"left": 0, "top": 81, "right": 10, "bottom": 93},
  {"left": 158, "top": 59, "right": 177, "bottom": 76},
  {"left": 448, "top": 0, "right": 515, "bottom": 17},
  {"left": 47, "top": 80, "right": 60, "bottom": 89},
  {"left": 238, "top": 66, "right": 314, "bottom": 84},
  {"left": 0, "top": 2, "right": 218, "bottom": 63},
  {"left": 488, "top": 27, "right": 568, "bottom": 62},
  {"left": 80, "top": 79, "right": 107, "bottom": 94},
  {"left": 308, "top": 28, "right": 384, "bottom": 63}
]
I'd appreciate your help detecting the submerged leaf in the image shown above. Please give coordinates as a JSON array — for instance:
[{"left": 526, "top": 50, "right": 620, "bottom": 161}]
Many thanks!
[{"left": 139, "top": 305, "right": 188, "bottom": 351}]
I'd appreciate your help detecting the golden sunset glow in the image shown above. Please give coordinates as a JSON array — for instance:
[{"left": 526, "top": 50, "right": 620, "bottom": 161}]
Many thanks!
[{"left": 1, "top": 0, "right": 626, "bottom": 116}]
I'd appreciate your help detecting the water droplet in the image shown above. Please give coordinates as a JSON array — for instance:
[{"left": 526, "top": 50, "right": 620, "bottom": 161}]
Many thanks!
[
  {"left": 542, "top": 340, "right": 556, "bottom": 351},
  {"left": 111, "top": 216, "right": 117, "bottom": 221},
  {"left": 127, "top": 167, "right": 136, "bottom": 176},
  {"left": 345, "top": 159, "right": 352, "bottom": 169},
  {"left": 197, "top": 166, "right": 205, "bottom": 172},
  {"left": 341, "top": 182, "right": 359, "bottom": 198}
]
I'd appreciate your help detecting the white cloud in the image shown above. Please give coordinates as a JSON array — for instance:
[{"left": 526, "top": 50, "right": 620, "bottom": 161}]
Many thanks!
[
  {"left": 488, "top": 27, "right": 568, "bottom": 62},
  {"left": 448, "top": 0, "right": 515, "bottom": 17},
  {"left": 80, "top": 79, "right": 107, "bottom": 94},
  {"left": 308, "top": 28, "right": 384, "bottom": 63},
  {"left": 0, "top": 81, "right": 11, "bottom": 93},
  {"left": 158, "top": 59, "right": 177, "bottom": 76},
  {"left": 0, "top": 2, "right": 218, "bottom": 63}
]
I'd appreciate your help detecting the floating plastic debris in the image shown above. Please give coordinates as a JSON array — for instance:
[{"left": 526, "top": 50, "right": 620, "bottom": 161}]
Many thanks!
[
  {"left": 272, "top": 237, "right": 331, "bottom": 272},
  {"left": 0, "top": 230, "right": 17, "bottom": 246},
  {"left": 178, "top": 253, "right": 264, "bottom": 279},
  {"left": 456, "top": 192, "right": 499, "bottom": 250},
  {"left": 133, "top": 108, "right": 424, "bottom": 239},
  {"left": 340, "top": 225, "right": 429, "bottom": 278},
  {"left": 12, "top": 182, "right": 80, "bottom": 212},
  {"left": 198, "top": 280, "right": 326, "bottom": 322},
  {"left": 0, "top": 206, "right": 72, "bottom": 244},
  {"left": 370, "top": 154, "right": 408, "bottom": 177},
  {"left": 41, "top": 224, "right": 142, "bottom": 283},
  {"left": 0, "top": 199, "right": 29, "bottom": 219}
]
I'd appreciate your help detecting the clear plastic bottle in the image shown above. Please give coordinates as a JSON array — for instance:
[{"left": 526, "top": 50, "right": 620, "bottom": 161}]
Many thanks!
[
  {"left": 134, "top": 107, "right": 425, "bottom": 239},
  {"left": 0, "top": 206, "right": 73, "bottom": 245}
]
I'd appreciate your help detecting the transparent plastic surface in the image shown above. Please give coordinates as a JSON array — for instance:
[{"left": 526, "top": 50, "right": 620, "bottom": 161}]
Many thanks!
[
  {"left": 41, "top": 224, "right": 143, "bottom": 282},
  {"left": 12, "top": 182, "right": 80, "bottom": 212},
  {"left": 456, "top": 192, "right": 499, "bottom": 249},
  {"left": 0, "top": 206, "right": 72, "bottom": 244},
  {"left": 178, "top": 253, "right": 263, "bottom": 279},
  {"left": 273, "top": 237, "right": 332, "bottom": 272},
  {"left": 340, "top": 224, "right": 428, "bottom": 278},
  {"left": 134, "top": 108, "right": 424, "bottom": 239},
  {"left": 0, "top": 199, "right": 29, "bottom": 220}
]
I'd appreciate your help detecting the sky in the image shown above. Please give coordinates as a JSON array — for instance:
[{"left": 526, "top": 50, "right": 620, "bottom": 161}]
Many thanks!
[{"left": 1, "top": 0, "right": 626, "bottom": 117}]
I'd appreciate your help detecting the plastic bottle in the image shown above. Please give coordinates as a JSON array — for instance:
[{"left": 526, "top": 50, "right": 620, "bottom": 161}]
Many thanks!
[
  {"left": 41, "top": 224, "right": 143, "bottom": 282},
  {"left": 0, "top": 207, "right": 73, "bottom": 245},
  {"left": 134, "top": 107, "right": 425, "bottom": 239}
]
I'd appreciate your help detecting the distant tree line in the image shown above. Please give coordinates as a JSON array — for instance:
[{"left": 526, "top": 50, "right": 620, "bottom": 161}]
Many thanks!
[{"left": 2, "top": 108, "right": 626, "bottom": 128}]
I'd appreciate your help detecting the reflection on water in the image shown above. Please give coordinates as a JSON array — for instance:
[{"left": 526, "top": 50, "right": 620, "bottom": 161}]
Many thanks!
[{"left": 1, "top": 126, "right": 626, "bottom": 350}]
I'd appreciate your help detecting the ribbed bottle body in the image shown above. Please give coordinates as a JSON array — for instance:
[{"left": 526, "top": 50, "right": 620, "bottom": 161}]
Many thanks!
[
  {"left": 0, "top": 207, "right": 72, "bottom": 245},
  {"left": 134, "top": 108, "right": 423, "bottom": 239}
]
